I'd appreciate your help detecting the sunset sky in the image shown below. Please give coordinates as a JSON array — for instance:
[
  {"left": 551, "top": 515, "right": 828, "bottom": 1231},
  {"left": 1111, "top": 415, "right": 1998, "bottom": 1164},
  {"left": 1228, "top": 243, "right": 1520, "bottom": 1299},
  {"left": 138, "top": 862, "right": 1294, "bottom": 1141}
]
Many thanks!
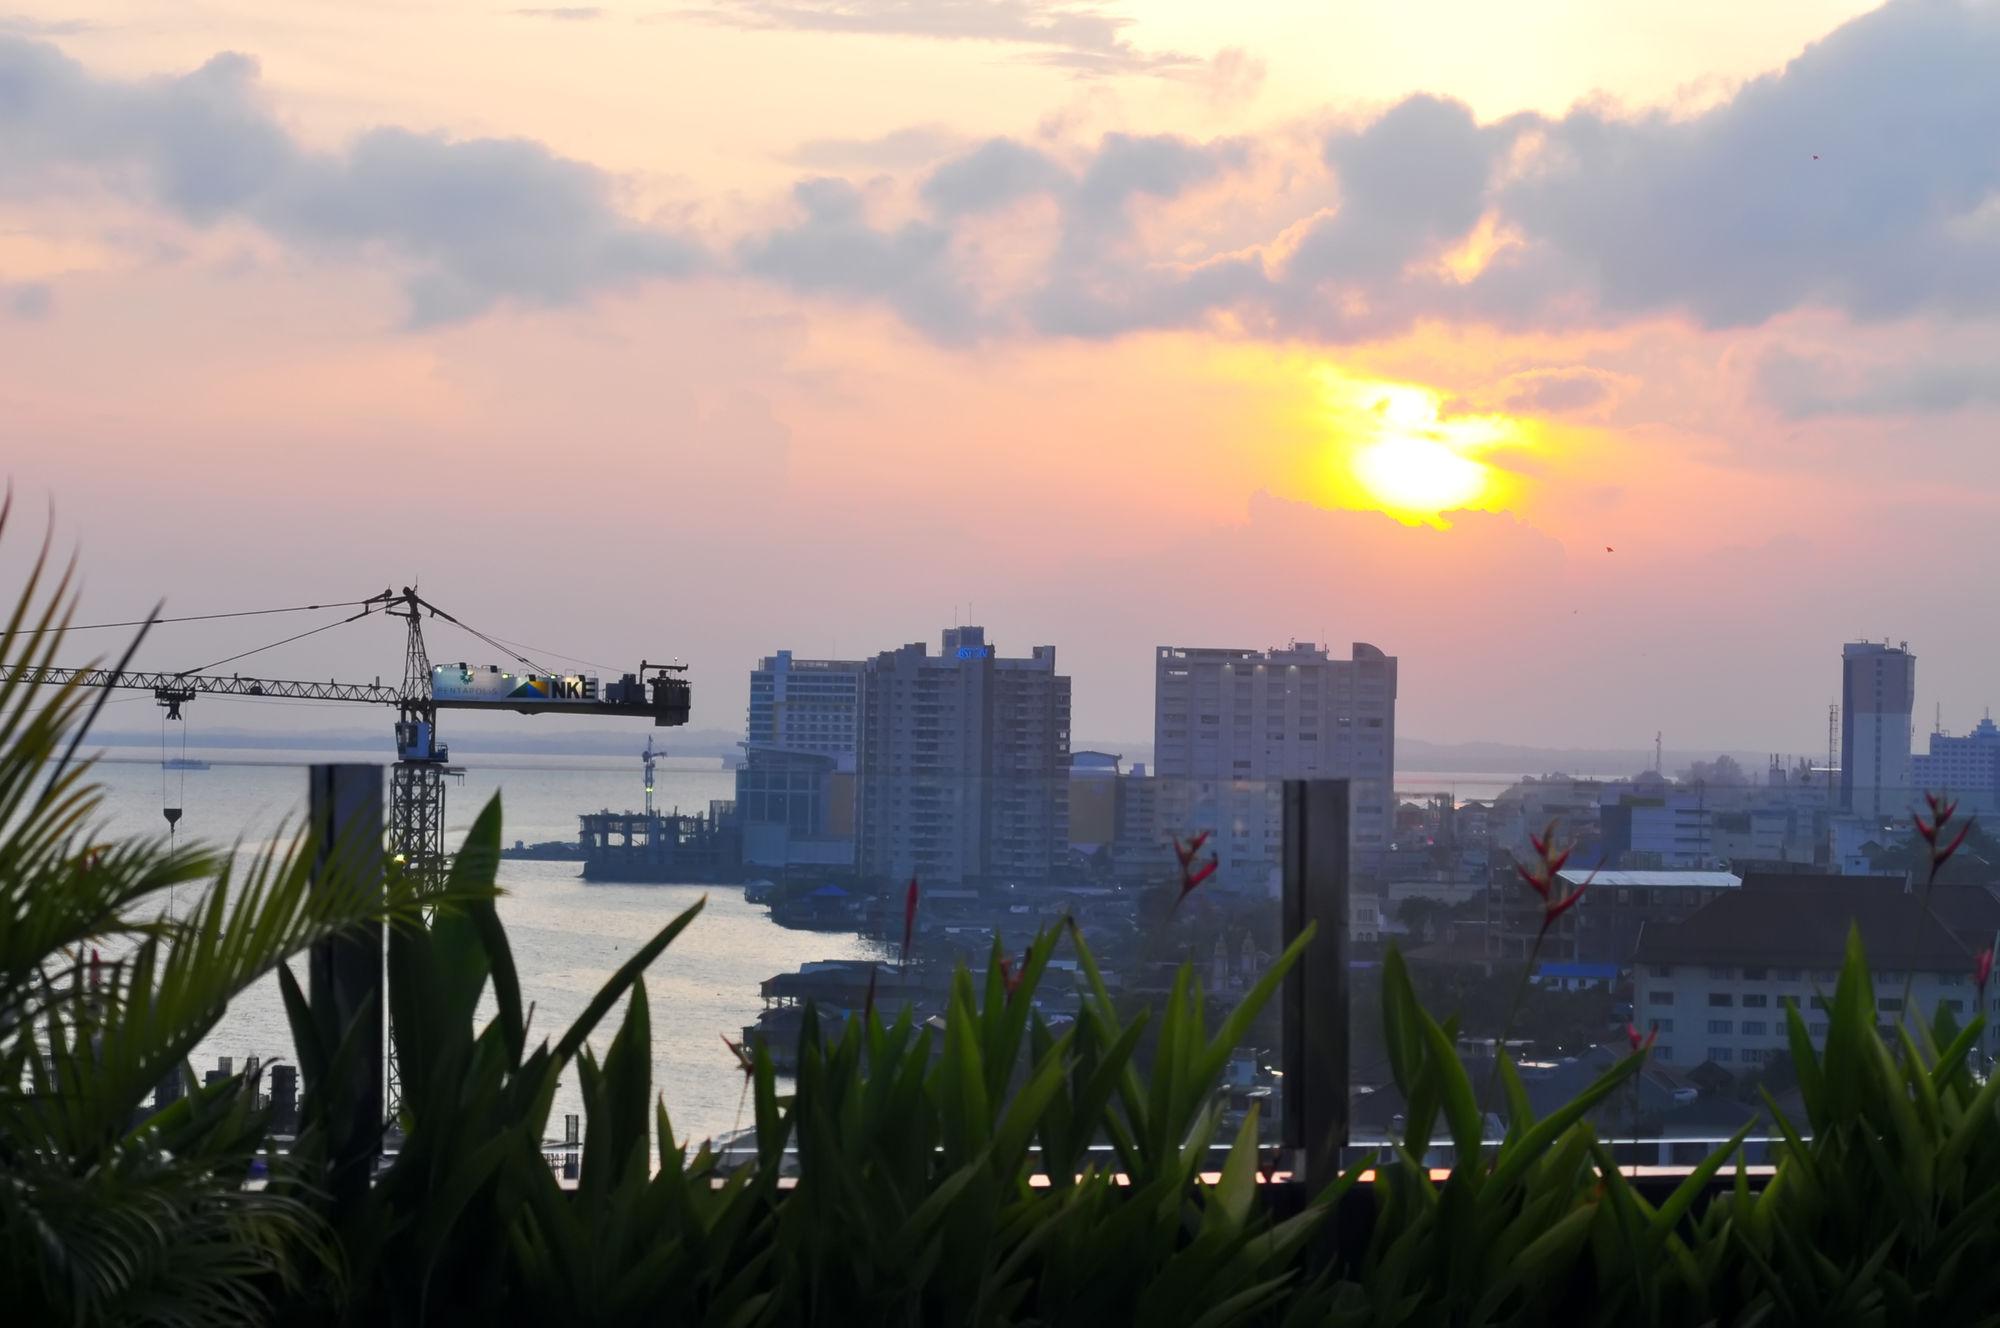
[{"left": 4, "top": 0, "right": 1997, "bottom": 757}]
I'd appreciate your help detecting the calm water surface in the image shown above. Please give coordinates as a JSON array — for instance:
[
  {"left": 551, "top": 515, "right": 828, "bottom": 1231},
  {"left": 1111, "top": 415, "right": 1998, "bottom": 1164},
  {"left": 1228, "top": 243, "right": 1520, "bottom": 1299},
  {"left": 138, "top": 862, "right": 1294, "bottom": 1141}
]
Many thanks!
[{"left": 78, "top": 746, "right": 877, "bottom": 1141}]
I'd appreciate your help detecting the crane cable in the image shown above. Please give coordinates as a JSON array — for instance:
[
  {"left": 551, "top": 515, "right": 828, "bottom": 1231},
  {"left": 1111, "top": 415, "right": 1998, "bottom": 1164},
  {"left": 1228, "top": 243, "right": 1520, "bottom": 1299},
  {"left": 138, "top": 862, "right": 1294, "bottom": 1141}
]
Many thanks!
[
  {"left": 16, "top": 599, "right": 379, "bottom": 635},
  {"left": 177, "top": 602, "right": 382, "bottom": 676},
  {"left": 435, "top": 613, "right": 556, "bottom": 678}
]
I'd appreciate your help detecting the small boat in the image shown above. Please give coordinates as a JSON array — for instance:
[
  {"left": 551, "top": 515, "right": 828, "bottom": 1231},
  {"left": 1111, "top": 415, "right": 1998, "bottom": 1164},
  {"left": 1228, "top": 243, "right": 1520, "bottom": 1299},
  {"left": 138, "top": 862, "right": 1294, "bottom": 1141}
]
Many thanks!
[{"left": 162, "top": 757, "right": 212, "bottom": 771}]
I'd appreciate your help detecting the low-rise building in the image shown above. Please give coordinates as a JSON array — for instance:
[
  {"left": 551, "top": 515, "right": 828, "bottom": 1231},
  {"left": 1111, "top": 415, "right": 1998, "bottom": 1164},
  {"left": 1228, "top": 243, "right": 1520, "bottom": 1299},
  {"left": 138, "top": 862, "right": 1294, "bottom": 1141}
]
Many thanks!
[
  {"left": 1489, "top": 869, "right": 1740, "bottom": 966},
  {"left": 1632, "top": 876, "right": 2000, "bottom": 1068}
]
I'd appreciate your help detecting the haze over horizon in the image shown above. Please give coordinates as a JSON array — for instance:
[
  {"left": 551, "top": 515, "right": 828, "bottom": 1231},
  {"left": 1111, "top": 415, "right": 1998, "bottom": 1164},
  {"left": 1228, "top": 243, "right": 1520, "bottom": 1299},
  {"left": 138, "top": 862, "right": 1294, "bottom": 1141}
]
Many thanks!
[{"left": 5, "top": 1, "right": 1995, "bottom": 755}]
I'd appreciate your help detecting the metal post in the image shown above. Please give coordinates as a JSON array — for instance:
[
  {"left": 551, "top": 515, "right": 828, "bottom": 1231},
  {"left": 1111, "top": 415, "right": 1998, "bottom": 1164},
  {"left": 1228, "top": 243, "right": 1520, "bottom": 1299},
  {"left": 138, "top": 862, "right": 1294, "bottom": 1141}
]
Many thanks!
[
  {"left": 308, "top": 764, "right": 384, "bottom": 1200},
  {"left": 1281, "top": 778, "right": 1349, "bottom": 1192}
]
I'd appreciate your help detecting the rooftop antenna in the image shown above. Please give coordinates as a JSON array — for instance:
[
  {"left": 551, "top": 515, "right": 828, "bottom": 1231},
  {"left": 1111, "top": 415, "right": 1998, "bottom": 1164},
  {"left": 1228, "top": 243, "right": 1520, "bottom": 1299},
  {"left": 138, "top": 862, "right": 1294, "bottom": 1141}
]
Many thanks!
[{"left": 1654, "top": 731, "right": 1662, "bottom": 773}]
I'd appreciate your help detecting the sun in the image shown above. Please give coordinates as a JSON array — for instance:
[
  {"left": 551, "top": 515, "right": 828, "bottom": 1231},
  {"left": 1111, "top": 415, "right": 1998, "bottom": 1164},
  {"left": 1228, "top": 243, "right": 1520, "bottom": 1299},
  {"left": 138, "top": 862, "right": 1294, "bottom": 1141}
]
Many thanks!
[
  {"left": 1353, "top": 435, "right": 1489, "bottom": 514},
  {"left": 1308, "top": 371, "right": 1519, "bottom": 526}
]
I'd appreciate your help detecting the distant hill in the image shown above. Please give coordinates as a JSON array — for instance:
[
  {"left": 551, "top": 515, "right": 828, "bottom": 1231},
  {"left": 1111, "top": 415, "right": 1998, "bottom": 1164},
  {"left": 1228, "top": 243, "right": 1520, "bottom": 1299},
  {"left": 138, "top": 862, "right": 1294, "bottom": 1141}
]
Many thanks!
[{"left": 1397, "top": 736, "right": 1774, "bottom": 778}]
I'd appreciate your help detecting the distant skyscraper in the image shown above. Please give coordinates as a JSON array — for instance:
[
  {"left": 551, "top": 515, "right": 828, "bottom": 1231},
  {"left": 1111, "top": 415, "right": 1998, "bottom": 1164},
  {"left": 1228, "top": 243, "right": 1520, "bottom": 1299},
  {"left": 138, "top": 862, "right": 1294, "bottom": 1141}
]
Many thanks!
[
  {"left": 1911, "top": 715, "right": 2000, "bottom": 815},
  {"left": 1153, "top": 641, "right": 1397, "bottom": 882},
  {"left": 737, "top": 651, "right": 866, "bottom": 868},
  {"left": 856, "top": 627, "right": 1071, "bottom": 887},
  {"left": 746, "top": 650, "right": 865, "bottom": 765},
  {"left": 1840, "top": 641, "right": 1915, "bottom": 821}
]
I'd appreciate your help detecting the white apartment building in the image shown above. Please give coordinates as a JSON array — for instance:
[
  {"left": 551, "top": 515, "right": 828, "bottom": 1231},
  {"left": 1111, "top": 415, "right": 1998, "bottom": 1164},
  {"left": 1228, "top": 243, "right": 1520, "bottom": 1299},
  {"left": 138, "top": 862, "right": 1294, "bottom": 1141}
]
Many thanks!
[
  {"left": 1153, "top": 641, "right": 1396, "bottom": 884},
  {"left": 1841, "top": 641, "right": 1915, "bottom": 822},
  {"left": 746, "top": 651, "right": 866, "bottom": 768},
  {"left": 1912, "top": 716, "right": 2000, "bottom": 816},
  {"left": 1632, "top": 877, "right": 2000, "bottom": 1068}
]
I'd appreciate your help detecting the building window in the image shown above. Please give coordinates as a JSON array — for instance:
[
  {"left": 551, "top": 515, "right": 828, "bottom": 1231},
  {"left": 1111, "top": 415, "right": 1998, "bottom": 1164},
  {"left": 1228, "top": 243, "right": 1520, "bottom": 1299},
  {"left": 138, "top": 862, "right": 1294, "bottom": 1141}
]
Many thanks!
[
  {"left": 1708, "top": 966, "right": 1735, "bottom": 979},
  {"left": 1810, "top": 996, "right": 1829, "bottom": 1010},
  {"left": 1878, "top": 997, "right": 1903, "bottom": 1013},
  {"left": 1741, "top": 1048, "right": 1766, "bottom": 1066},
  {"left": 1741, "top": 1020, "right": 1767, "bottom": 1036},
  {"left": 1742, "top": 967, "right": 1767, "bottom": 980},
  {"left": 1647, "top": 991, "right": 1674, "bottom": 1005},
  {"left": 1741, "top": 993, "right": 1768, "bottom": 1008},
  {"left": 1708, "top": 993, "right": 1733, "bottom": 1007},
  {"left": 1810, "top": 1023, "right": 1828, "bottom": 1038},
  {"left": 1708, "top": 1047, "right": 1733, "bottom": 1063},
  {"left": 1651, "top": 1018, "right": 1673, "bottom": 1033},
  {"left": 1708, "top": 1019, "right": 1733, "bottom": 1034},
  {"left": 1943, "top": 999, "right": 1966, "bottom": 1014}
]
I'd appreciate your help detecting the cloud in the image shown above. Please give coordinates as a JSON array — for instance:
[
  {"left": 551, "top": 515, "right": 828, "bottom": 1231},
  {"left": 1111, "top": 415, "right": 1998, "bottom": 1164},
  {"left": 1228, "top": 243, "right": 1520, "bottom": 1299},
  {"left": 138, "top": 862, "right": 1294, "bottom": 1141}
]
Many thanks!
[
  {"left": 3, "top": 281, "right": 49, "bottom": 318},
  {"left": 698, "top": 0, "right": 1196, "bottom": 75},
  {"left": 919, "top": 137, "right": 1065, "bottom": 216},
  {"left": 735, "top": 0, "right": 2000, "bottom": 347},
  {"left": 0, "top": 37, "right": 701, "bottom": 322},
  {"left": 735, "top": 177, "right": 974, "bottom": 339},
  {"left": 1757, "top": 347, "right": 2000, "bottom": 419},
  {"left": 787, "top": 124, "right": 963, "bottom": 169},
  {"left": 1499, "top": 368, "right": 1613, "bottom": 415},
  {"left": 511, "top": 7, "right": 605, "bottom": 18},
  {"left": 0, "top": 14, "right": 96, "bottom": 37},
  {"left": 1201, "top": 47, "right": 1264, "bottom": 109}
]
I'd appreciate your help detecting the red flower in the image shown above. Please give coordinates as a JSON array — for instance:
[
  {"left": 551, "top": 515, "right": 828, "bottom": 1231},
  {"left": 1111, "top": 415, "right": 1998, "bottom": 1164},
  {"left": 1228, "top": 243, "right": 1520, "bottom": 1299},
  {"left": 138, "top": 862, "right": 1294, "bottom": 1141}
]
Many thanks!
[
  {"left": 1976, "top": 947, "right": 1994, "bottom": 1001},
  {"left": 721, "top": 1034, "right": 754, "bottom": 1076},
  {"left": 1544, "top": 874, "right": 1592, "bottom": 923},
  {"left": 1171, "top": 828, "right": 1218, "bottom": 908},
  {"left": 1915, "top": 792, "right": 1975, "bottom": 879},
  {"left": 900, "top": 876, "right": 919, "bottom": 967},
  {"left": 997, "top": 949, "right": 1027, "bottom": 998},
  {"left": 1626, "top": 1022, "right": 1658, "bottom": 1054},
  {"left": 1175, "top": 829, "right": 1212, "bottom": 867},
  {"left": 1514, "top": 819, "right": 1592, "bottom": 926}
]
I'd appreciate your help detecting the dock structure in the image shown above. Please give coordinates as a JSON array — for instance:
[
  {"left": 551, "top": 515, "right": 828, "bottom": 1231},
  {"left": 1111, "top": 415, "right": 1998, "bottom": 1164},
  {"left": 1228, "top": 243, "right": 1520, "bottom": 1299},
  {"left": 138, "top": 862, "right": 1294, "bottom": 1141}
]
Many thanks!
[{"left": 579, "top": 802, "right": 738, "bottom": 882}]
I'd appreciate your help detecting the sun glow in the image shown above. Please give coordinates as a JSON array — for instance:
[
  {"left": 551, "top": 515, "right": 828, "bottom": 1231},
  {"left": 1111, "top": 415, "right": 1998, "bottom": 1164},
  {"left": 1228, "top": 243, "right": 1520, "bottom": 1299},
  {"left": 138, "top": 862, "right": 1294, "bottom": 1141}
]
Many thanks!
[{"left": 1310, "top": 371, "right": 1522, "bottom": 526}]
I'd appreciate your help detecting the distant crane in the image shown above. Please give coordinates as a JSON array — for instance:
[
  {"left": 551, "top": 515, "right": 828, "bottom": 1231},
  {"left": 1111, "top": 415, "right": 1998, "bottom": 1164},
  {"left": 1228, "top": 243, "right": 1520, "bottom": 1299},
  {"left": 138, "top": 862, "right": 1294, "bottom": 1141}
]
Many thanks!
[
  {"left": 3, "top": 586, "right": 693, "bottom": 1116},
  {"left": 642, "top": 734, "right": 663, "bottom": 818}
]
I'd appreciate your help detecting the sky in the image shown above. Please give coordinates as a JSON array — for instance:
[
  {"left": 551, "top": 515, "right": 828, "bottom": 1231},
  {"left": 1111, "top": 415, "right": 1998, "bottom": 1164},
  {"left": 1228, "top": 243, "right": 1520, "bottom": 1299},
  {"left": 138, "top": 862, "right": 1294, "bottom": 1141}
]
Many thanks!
[{"left": 3, "top": 0, "right": 1997, "bottom": 757}]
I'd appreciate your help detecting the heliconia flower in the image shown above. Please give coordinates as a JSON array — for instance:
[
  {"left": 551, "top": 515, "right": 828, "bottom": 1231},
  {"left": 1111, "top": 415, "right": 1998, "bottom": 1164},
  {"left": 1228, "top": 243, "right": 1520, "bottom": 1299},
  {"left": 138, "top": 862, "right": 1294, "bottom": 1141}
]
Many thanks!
[
  {"left": 1182, "top": 859, "right": 1218, "bottom": 895},
  {"left": 1515, "top": 861, "right": 1551, "bottom": 899},
  {"left": 1174, "top": 829, "right": 1212, "bottom": 867},
  {"left": 1626, "top": 1022, "right": 1658, "bottom": 1054},
  {"left": 997, "top": 950, "right": 1027, "bottom": 997},
  {"left": 1936, "top": 820, "right": 1973, "bottom": 869},
  {"left": 1976, "top": 947, "right": 1993, "bottom": 1000},
  {"left": 1544, "top": 879, "right": 1590, "bottom": 923},
  {"left": 721, "top": 1034, "right": 754, "bottom": 1076},
  {"left": 900, "top": 876, "right": 919, "bottom": 967}
]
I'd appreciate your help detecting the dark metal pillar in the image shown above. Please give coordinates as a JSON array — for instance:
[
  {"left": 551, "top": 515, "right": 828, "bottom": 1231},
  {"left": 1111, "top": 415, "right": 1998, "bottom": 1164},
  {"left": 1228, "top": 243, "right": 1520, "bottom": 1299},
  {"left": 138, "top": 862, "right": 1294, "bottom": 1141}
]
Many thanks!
[
  {"left": 308, "top": 763, "right": 384, "bottom": 1200},
  {"left": 1281, "top": 778, "right": 1349, "bottom": 1193}
]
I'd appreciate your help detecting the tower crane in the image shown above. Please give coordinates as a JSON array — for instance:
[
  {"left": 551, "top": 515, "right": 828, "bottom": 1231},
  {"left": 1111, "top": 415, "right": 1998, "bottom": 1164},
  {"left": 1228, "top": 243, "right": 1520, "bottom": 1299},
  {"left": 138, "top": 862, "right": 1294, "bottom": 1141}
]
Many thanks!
[
  {"left": 642, "top": 734, "right": 663, "bottom": 819},
  {"left": 6, "top": 585, "right": 692, "bottom": 1117},
  {"left": 4, "top": 586, "right": 691, "bottom": 885}
]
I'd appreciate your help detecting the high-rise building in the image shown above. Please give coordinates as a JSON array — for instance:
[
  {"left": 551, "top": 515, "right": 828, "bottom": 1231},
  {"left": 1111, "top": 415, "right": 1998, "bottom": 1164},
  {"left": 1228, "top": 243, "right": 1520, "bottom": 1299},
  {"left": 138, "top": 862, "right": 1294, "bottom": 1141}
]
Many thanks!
[
  {"left": 1153, "top": 641, "right": 1397, "bottom": 883},
  {"left": 746, "top": 650, "right": 865, "bottom": 763},
  {"left": 1912, "top": 715, "right": 2000, "bottom": 815},
  {"left": 856, "top": 627, "right": 1071, "bottom": 887},
  {"left": 737, "top": 651, "right": 866, "bottom": 867},
  {"left": 1840, "top": 641, "right": 1915, "bottom": 821}
]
